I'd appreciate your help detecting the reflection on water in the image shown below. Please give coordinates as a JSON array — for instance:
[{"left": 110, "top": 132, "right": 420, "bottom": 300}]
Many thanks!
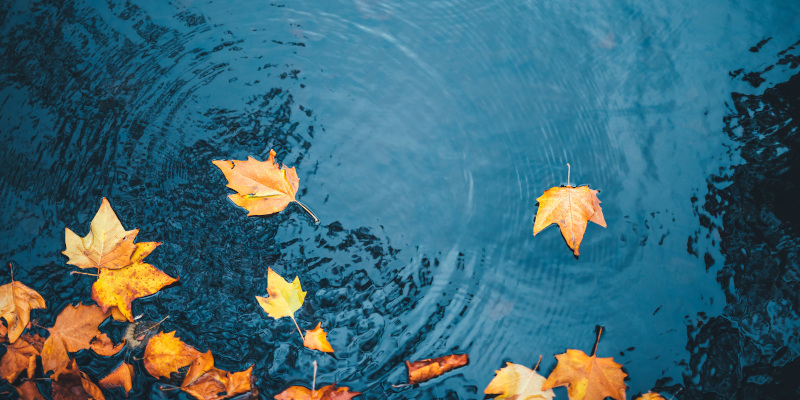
[{"left": 0, "top": 0, "right": 799, "bottom": 399}]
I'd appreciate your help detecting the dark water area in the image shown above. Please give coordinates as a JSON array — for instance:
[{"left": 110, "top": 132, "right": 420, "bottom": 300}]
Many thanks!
[{"left": 0, "top": 1, "right": 799, "bottom": 399}]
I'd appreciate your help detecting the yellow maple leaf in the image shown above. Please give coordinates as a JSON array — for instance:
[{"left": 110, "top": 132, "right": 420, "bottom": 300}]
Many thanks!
[
  {"left": 63, "top": 198, "right": 139, "bottom": 270},
  {"left": 485, "top": 362, "right": 554, "bottom": 400}
]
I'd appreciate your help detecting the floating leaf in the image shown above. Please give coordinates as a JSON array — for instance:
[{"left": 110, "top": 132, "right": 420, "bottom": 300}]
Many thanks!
[
  {"left": 63, "top": 198, "right": 139, "bottom": 270},
  {"left": 0, "top": 335, "right": 39, "bottom": 383},
  {"left": 274, "top": 384, "right": 360, "bottom": 400},
  {"left": 213, "top": 149, "right": 318, "bottom": 221},
  {"left": 484, "top": 362, "right": 554, "bottom": 400},
  {"left": 405, "top": 354, "right": 469, "bottom": 384},
  {"left": 51, "top": 359, "right": 106, "bottom": 400},
  {"left": 143, "top": 331, "right": 203, "bottom": 380},
  {"left": 15, "top": 381, "right": 45, "bottom": 400},
  {"left": 256, "top": 268, "right": 306, "bottom": 341},
  {"left": 180, "top": 351, "right": 255, "bottom": 400},
  {"left": 635, "top": 393, "right": 666, "bottom": 400},
  {"left": 99, "top": 362, "right": 135, "bottom": 396},
  {"left": 0, "top": 280, "right": 46, "bottom": 343},
  {"left": 541, "top": 328, "right": 626, "bottom": 400},
  {"left": 303, "top": 323, "right": 333, "bottom": 353},
  {"left": 533, "top": 185, "right": 606, "bottom": 256}
]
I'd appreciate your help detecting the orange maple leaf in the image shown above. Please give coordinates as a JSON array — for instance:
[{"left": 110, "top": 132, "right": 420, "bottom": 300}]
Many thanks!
[
  {"left": 0, "top": 335, "right": 39, "bottom": 383},
  {"left": 63, "top": 198, "right": 139, "bottom": 270},
  {"left": 533, "top": 185, "right": 606, "bottom": 256},
  {"left": 405, "top": 354, "right": 469, "bottom": 385},
  {"left": 41, "top": 303, "right": 124, "bottom": 378},
  {"left": 212, "top": 149, "right": 318, "bottom": 222},
  {"left": 274, "top": 384, "right": 361, "bottom": 400},
  {"left": 51, "top": 359, "right": 106, "bottom": 400},
  {"left": 91, "top": 242, "right": 178, "bottom": 322},
  {"left": 99, "top": 362, "right": 135, "bottom": 396},
  {"left": 303, "top": 323, "right": 333, "bottom": 353},
  {"left": 143, "top": 331, "right": 203, "bottom": 380},
  {"left": 0, "top": 279, "right": 46, "bottom": 343},
  {"left": 541, "top": 328, "right": 627, "bottom": 400}
]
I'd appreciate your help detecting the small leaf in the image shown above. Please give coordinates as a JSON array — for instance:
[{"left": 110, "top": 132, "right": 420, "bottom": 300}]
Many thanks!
[
  {"left": 635, "top": 393, "right": 666, "bottom": 400},
  {"left": 274, "top": 384, "right": 360, "bottom": 400},
  {"left": 99, "top": 362, "right": 135, "bottom": 396},
  {"left": 405, "top": 354, "right": 469, "bottom": 384},
  {"left": 256, "top": 268, "right": 306, "bottom": 320},
  {"left": 484, "top": 362, "right": 554, "bottom": 400},
  {"left": 304, "top": 323, "right": 333, "bottom": 353},
  {"left": 533, "top": 185, "right": 606, "bottom": 256}
]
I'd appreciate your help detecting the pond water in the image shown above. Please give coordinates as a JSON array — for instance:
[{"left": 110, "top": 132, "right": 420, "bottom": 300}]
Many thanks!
[{"left": 1, "top": 0, "right": 799, "bottom": 399}]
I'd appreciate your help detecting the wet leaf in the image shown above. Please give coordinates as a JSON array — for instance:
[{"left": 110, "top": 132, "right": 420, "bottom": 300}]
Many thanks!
[
  {"left": 143, "top": 331, "right": 203, "bottom": 380},
  {"left": 15, "top": 381, "right": 45, "bottom": 400},
  {"left": 41, "top": 304, "right": 124, "bottom": 378},
  {"left": 99, "top": 362, "right": 135, "bottom": 396},
  {"left": 484, "top": 362, "right": 554, "bottom": 400},
  {"left": 303, "top": 323, "right": 333, "bottom": 353},
  {"left": 63, "top": 198, "right": 139, "bottom": 270},
  {"left": 0, "top": 335, "right": 39, "bottom": 383},
  {"left": 274, "top": 384, "right": 360, "bottom": 400},
  {"left": 51, "top": 359, "right": 106, "bottom": 400},
  {"left": 180, "top": 351, "right": 255, "bottom": 400},
  {"left": 533, "top": 185, "right": 606, "bottom": 256},
  {"left": 213, "top": 150, "right": 317, "bottom": 221},
  {"left": 256, "top": 268, "right": 306, "bottom": 321},
  {"left": 405, "top": 354, "right": 469, "bottom": 384},
  {"left": 635, "top": 393, "right": 666, "bottom": 400},
  {"left": 0, "top": 280, "right": 46, "bottom": 343},
  {"left": 541, "top": 329, "right": 626, "bottom": 400},
  {"left": 91, "top": 242, "right": 178, "bottom": 322}
]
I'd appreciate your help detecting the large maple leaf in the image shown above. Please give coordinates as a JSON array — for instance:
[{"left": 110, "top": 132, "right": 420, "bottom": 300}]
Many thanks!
[
  {"left": 484, "top": 362, "right": 554, "bottom": 400},
  {"left": 274, "top": 384, "right": 360, "bottom": 400},
  {"left": 405, "top": 354, "right": 469, "bottom": 385},
  {"left": 533, "top": 185, "right": 606, "bottom": 256},
  {"left": 0, "top": 280, "right": 45, "bottom": 343},
  {"left": 63, "top": 198, "right": 139, "bottom": 270},
  {"left": 41, "top": 304, "right": 124, "bottom": 379},
  {"left": 91, "top": 241, "right": 179, "bottom": 322},
  {"left": 212, "top": 149, "right": 318, "bottom": 222},
  {"left": 541, "top": 328, "right": 626, "bottom": 400}
]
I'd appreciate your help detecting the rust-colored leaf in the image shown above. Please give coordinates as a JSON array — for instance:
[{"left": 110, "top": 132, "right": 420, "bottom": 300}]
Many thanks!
[
  {"left": 0, "top": 335, "right": 39, "bottom": 383},
  {"left": 274, "top": 384, "right": 360, "bottom": 400},
  {"left": 99, "top": 362, "right": 135, "bottom": 396},
  {"left": 405, "top": 354, "right": 469, "bottom": 384},
  {"left": 91, "top": 242, "right": 178, "bottom": 322},
  {"left": 15, "top": 381, "right": 45, "bottom": 400},
  {"left": 63, "top": 198, "right": 139, "bottom": 270},
  {"left": 143, "top": 331, "right": 203, "bottom": 380},
  {"left": 303, "top": 323, "right": 333, "bottom": 353},
  {"left": 213, "top": 150, "right": 317, "bottom": 221},
  {"left": 533, "top": 185, "right": 606, "bottom": 256},
  {"left": 41, "top": 304, "right": 124, "bottom": 378},
  {"left": 541, "top": 329, "right": 626, "bottom": 400},
  {"left": 51, "top": 359, "right": 106, "bottom": 400},
  {"left": 0, "top": 280, "right": 46, "bottom": 343},
  {"left": 484, "top": 362, "right": 554, "bottom": 400},
  {"left": 180, "top": 351, "right": 255, "bottom": 400}
]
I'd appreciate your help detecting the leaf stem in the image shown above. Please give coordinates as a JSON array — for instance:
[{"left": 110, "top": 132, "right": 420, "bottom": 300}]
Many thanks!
[
  {"left": 566, "top": 163, "right": 571, "bottom": 187},
  {"left": 8, "top": 263, "right": 13, "bottom": 283},
  {"left": 70, "top": 271, "right": 100, "bottom": 277},
  {"left": 533, "top": 355, "right": 543, "bottom": 371},
  {"left": 591, "top": 326, "right": 604, "bottom": 356},
  {"left": 135, "top": 316, "right": 170, "bottom": 339},
  {"left": 312, "top": 360, "right": 318, "bottom": 392},
  {"left": 294, "top": 200, "right": 319, "bottom": 223},
  {"left": 290, "top": 315, "right": 305, "bottom": 342}
]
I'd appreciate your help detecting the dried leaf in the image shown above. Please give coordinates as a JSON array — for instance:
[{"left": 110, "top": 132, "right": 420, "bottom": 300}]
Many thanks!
[
  {"left": 256, "top": 268, "right": 306, "bottom": 320},
  {"left": 303, "top": 323, "right": 333, "bottom": 353},
  {"left": 484, "top": 362, "right": 554, "bottom": 400},
  {"left": 63, "top": 198, "right": 139, "bottom": 270},
  {"left": 274, "top": 384, "right": 361, "bottom": 400},
  {"left": 0, "top": 335, "right": 39, "bottom": 382},
  {"left": 99, "top": 362, "right": 135, "bottom": 396},
  {"left": 143, "top": 331, "right": 202, "bottom": 379},
  {"left": 181, "top": 351, "right": 255, "bottom": 400},
  {"left": 405, "top": 354, "right": 469, "bottom": 384},
  {"left": 213, "top": 150, "right": 316, "bottom": 220},
  {"left": 91, "top": 242, "right": 178, "bottom": 322},
  {"left": 51, "top": 359, "right": 106, "bottom": 400},
  {"left": 15, "top": 381, "right": 45, "bottom": 400},
  {"left": 41, "top": 304, "right": 123, "bottom": 378},
  {"left": 533, "top": 186, "right": 606, "bottom": 256},
  {"left": 635, "top": 393, "right": 666, "bottom": 400},
  {"left": 0, "top": 280, "right": 46, "bottom": 343}
]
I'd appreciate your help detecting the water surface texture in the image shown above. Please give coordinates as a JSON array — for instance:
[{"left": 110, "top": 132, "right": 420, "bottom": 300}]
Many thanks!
[{"left": 1, "top": 0, "right": 799, "bottom": 399}]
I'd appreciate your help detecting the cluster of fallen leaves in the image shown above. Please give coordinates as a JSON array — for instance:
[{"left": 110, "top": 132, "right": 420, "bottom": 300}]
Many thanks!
[{"left": 0, "top": 152, "right": 672, "bottom": 400}]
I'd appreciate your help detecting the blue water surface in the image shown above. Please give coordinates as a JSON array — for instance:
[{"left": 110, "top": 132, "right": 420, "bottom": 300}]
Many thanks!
[{"left": 1, "top": 0, "right": 799, "bottom": 399}]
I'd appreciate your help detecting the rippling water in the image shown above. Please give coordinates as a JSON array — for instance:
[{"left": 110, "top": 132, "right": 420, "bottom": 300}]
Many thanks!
[{"left": 1, "top": 0, "right": 799, "bottom": 399}]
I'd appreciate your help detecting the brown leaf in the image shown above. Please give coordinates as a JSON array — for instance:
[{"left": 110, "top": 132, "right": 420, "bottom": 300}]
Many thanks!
[
  {"left": 63, "top": 197, "right": 139, "bottom": 270},
  {"left": 213, "top": 150, "right": 317, "bottom": 221},
  {"left": 303, "top": 323, "right": 333, "bottom": 353},
  {"left": 541, "top": 329, "right": 626, "bottom": 400},
  {"left": 533, "top": 185, "right": 606, "bottom": 256},
  {"left": 0, "top": 335, "right": 39, "bottom": 382},
  {"left": 15, "top": 381, "right": 45, "bottom": 400},
  {"left": 0, "top": 280, "right": 46, "bottom": 343},
  {"left": 51, "top": 359, "right": 106, "bottom": 400},
  {"left": 99, "top": 362, "right": 135, "bottom": 396},
  {"left": 274, "top": 384, "right": 360, "bottom": 400},
  {"left": 406, "top": 354, "right": 469, "bottom": 384},
  {"left": 41, "top": 304, "right": 123, "bottom": 378},
  {"left": 143, "top": 331, "right": 202, "bottom": 380}
]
